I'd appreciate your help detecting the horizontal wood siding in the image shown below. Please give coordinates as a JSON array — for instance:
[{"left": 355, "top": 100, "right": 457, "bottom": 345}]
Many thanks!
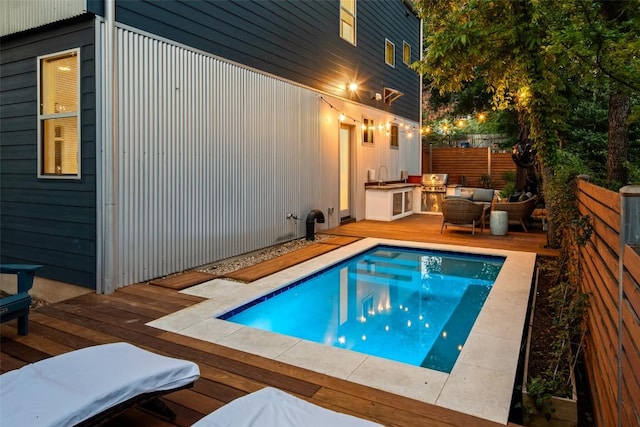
[
  {"left": 114, "top": 0, "right": 420, "bottom": 121},
  {"left": 0, "top": 18, "right": 97, "bottom": 288},
  {"left": 576, "top": 180, "right": 640, "bottom": 427},
  {"left": 424, "top": 147, "right": 516, "bottom": 189}
]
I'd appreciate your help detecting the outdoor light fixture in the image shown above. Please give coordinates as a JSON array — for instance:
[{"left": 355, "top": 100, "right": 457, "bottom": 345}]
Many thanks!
[{"left": 348, "top": 82, "right": 358, "bottom": 91}]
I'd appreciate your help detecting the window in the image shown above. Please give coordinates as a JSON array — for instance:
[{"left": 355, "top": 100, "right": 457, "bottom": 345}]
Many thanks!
[
  {"left": 38, "top": 49, "right": 80, "bottom": 178},
  {"left": 403, "top": 41, "right": 411, "bottom": 65},
  {"left": 390, "top": 124, "right": 399, "bottom": 148},
  {"left": 385, "top": 39, "right": 395, "bottom": 67},
  {"left": 340, "top": 0, "right": 356, "bottom": 45},
  {"left": 362, "top": 118, "right": 374, "bottom": 145}
]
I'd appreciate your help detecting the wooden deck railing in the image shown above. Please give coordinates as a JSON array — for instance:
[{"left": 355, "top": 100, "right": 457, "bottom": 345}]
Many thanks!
[{"left": 576, "top": 180, "right": 640, "bottom": 427}]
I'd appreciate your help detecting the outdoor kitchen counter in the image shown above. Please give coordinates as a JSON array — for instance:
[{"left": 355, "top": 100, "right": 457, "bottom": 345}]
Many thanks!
[
  {"left": 365, "top": 184, "right": 419, "bottom": 221},
  {"left": 365, "top": 183, "right": 420, "bottom": 190}
]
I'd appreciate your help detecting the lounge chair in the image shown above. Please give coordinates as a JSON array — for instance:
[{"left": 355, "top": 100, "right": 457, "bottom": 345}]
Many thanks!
[
  {"left": 0, "top": 264, "right": 42, "bottom": 335},
  {"left": 440, "top": 198, "right": 486, "bottom": 235},
  {"left": 493, "top": 195, "right": 538, "bottom": 232},
  {"left": 193, "top": 387, "right": 382, "bottom": 427},
  {"left": 0, "top": 342, "right": 200, "bottom": 426}
]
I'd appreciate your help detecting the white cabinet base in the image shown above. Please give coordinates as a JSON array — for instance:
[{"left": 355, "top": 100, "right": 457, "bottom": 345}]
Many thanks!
[{"left": 365, "top": 186, "right": 416, "bottom": 221}]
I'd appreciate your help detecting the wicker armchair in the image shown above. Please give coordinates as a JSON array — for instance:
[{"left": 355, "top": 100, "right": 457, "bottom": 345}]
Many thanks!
[
  {"left": 492, "top": 196, "right": 538, "bottom": 232},
  {"left": 441, "top": 198, "right": 486, "bottom": 235}
]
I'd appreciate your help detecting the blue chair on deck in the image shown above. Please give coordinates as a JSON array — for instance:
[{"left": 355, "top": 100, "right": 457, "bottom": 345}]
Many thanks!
[{"left": 0, "top": 264, "right": 42, "bottom": 335}]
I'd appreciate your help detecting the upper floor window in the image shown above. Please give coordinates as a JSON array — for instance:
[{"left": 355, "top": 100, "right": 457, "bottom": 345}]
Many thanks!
[
  {"left": 340, "top": 0, "right": 356, "bottom": 45},
  {"left": 403, "top": 41, "right": 411, "bottom": 65},
  {"left": 37, "top": 49, "right": 80, "bottom": 179},
  {"left": 385, "top": 39, "right": 395, "bottom": 67}
]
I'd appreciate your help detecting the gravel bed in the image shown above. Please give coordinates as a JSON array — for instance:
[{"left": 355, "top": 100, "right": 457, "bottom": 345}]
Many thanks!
[{"left": 199, "top": 234, "right": 334, "bottom": 276}]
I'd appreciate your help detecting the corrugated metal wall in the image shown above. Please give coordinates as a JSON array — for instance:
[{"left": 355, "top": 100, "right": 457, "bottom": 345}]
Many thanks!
[
  {"left": 1, "top": 0, "right": 87, "bottom": 37},
  {"left": 108, "top": 28, "right": 321, "bottom": 287}
]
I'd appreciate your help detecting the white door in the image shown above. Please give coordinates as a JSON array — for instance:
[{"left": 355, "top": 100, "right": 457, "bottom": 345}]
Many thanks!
[{"left": 339, "top": 124, "right": 353, "bottom": 221}]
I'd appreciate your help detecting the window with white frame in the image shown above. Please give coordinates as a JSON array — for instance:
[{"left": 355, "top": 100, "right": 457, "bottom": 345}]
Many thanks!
[
  {"left": 340, "top": 0, "right": 356, "bottom": 45},
  {"left": 385, "top": 39, "right": 395, "bottom": 67},
  {"left": 38, "top": 49, "right": 80, "bottom": 178},
  {"left": 362, "top": 117, "right": 374, "bottom": 145},
  {"left": 403, "top": 41, "right": 411, "bottom": 65}
]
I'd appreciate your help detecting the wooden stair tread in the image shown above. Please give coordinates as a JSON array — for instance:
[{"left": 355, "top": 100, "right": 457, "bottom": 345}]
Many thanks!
[
  {"left": 223, "top": 244, "right": 339, "bottom": 282},
  {"left": 149, "top": 271, "right": 216, "bottom": 290}
]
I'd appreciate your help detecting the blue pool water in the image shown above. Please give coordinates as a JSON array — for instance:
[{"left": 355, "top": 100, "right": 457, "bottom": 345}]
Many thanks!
[{"left": 219, "top": 245, "right": 504, "bottom": 373}]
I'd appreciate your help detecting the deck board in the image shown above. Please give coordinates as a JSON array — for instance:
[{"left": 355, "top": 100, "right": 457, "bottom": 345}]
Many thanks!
[
  {"left": 150, "top": 271, "right": 217, "bottom": 290},
  {"left": 0, "top": 215, "right": 538, "bottom": 426},
  {"left": 223, "top": 243, "right": 342, "bottom": 282}
]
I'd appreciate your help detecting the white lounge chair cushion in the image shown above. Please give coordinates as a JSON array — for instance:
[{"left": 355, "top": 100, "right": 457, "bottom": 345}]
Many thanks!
[
  {"left": 193, "top": 387, "right": 383, "bottom": 427},
  {"left": 0, "top": 342, "right": 200, "bottom": 426}
]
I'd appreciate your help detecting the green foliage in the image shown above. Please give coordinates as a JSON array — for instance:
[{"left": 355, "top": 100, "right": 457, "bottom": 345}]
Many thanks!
[
  {"left": 562, "top": 89, "right": 640, "bottom": 186},
  {"left": 527, "top": 149, "right": 591, "bottom": 412},
  {"left": 413, "top": 0, "right": 640, "bottom": 182},
  {"left": 499, "top": 171, "right": 517, "bottom": 198},
  {"left": 526, "top": 376, "right": 560, "bottom": 420}
]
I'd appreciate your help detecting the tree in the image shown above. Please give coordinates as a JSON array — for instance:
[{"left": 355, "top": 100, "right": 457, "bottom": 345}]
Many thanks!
[{"left": 413, "top": 0, "right": 640, "bottom": 246}]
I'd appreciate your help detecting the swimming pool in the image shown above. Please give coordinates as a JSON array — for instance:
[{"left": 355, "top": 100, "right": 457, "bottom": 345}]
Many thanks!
[
  {"left": 148, "top": 238, "right": 536, "bottom": 423},
  {"left": 219, "top": 245, "right": 504, "bottom": 373}
]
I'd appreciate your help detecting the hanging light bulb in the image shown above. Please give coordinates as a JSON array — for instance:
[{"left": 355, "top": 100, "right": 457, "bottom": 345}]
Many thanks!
[{"left": 339, "top": 113, "right": 346, "bottom": 122}]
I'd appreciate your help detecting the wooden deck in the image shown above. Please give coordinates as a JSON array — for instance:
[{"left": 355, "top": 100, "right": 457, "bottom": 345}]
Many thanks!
[{"left": 1, "top": 214, "right": 550, "bottom": 426}]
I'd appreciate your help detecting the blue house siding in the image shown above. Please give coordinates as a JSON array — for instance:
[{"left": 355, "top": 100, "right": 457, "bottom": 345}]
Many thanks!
[
  {"left": 0, "top": 18, "right": 97, "bottom": 289},
  {"left": 114, "top": 0, "right": 420, "bottom": 121}
]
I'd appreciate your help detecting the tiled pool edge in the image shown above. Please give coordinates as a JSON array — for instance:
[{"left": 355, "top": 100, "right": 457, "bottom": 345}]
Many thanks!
[{"left": 146, "top": 238, "right": 536, "bottom": 424}]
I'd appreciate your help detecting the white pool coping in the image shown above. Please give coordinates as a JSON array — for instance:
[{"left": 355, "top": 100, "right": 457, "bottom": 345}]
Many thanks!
[{"left": 147, "top": 238, "right": 536, "bottom": 424}]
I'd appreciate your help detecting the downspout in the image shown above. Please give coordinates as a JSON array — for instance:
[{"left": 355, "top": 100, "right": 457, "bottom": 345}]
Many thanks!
[{"left": 101, "top": 0, "right": 118, "bottom": 294}]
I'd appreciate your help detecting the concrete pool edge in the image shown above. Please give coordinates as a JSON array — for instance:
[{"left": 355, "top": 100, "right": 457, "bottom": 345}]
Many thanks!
[{"left": 146, "top": 238, "right": 536, "bottom": 424}]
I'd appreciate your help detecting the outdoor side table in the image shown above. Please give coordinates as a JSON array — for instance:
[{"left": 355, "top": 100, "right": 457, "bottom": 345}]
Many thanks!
[{"left": 490, "top": 210, "right": 508, "bottom": 236}]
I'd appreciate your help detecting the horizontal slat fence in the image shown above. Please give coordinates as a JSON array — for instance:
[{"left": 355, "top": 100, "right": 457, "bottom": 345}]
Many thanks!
[
  {"left": 576, "top": 180, "right": 640, "bottom": 427},
  {"left": 422, "top": 146, "right": 515, "bottom": 190}
]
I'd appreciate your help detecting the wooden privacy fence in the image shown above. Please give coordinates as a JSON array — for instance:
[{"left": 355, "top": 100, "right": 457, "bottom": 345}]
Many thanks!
[
  {"left": 576, "top": 180, "right": 640, "bottom": 427},
  {"left": 422, "top": 146, "right": 516, "bottom": 189}
]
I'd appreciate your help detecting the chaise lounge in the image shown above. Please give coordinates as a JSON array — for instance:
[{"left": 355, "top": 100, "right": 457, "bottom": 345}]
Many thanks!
[
  {"left": 0, "top": 342, "right": 200, "bottom": 426},
  {"left": 193, "top": 387, "right": 383, "bottom": 427}
]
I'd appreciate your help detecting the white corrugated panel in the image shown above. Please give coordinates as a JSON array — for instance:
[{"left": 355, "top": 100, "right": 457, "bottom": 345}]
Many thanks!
[
  {"left": 110, "top": 28, "right": 321, "bottom": 287},
  {"left": 1, "top": 0, "right": 86, "bottom": 37}
]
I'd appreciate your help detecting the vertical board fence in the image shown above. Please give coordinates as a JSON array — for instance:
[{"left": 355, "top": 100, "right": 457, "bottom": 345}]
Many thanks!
[
  {"left": 422, "top": 146, "right": 516, "bottom": 189},
  {"left": 576, "top": 179, "right": 640, "bottom": 427}
]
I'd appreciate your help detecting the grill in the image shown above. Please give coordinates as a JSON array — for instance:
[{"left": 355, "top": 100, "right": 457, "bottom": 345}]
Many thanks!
[
  {"left": 421, "top": 174, "right": 448, "bottom": 192},
  {"left": 420, "top": 174, "right": 448, "bottom": 214}
]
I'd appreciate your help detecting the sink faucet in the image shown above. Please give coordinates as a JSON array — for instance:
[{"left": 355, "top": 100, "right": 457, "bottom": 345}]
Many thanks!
[{"left": 378, "top": 165, "right": 388, "bottom": 185}]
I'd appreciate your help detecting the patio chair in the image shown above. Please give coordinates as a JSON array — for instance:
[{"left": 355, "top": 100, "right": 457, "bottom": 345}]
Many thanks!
[
  {"left": 0, "top": 264, "right": 42, "bottom": 335},
  {"left": 0, "top": 342, "right": 200, "bottom": 426},
  {"left": 440, "top": 198, "right": 486, "bottom": 235},
  {"left": 192, "top": 387, "right": 383, "bottom": 427},
  {"left": 493, "top": 195, "right": 538, "bottom": 232}
]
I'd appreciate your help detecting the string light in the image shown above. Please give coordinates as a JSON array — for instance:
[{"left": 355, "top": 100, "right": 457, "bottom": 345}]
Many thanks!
[{"left": 318, "top": 96, "right": 359, "bottom": 124}]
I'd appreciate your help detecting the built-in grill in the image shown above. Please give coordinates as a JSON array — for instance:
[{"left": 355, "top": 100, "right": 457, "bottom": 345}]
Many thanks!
[
  {"left": 420, "top": 174, "right": 449, "bottom": 214},
  {"left": 421, "top": 173, "right": 448, "bottom": 192}
]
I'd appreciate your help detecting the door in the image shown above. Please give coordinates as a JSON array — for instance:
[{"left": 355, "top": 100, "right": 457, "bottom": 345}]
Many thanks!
[{"left": 339, "top": 124, "right": 353, "bottom": 221}]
